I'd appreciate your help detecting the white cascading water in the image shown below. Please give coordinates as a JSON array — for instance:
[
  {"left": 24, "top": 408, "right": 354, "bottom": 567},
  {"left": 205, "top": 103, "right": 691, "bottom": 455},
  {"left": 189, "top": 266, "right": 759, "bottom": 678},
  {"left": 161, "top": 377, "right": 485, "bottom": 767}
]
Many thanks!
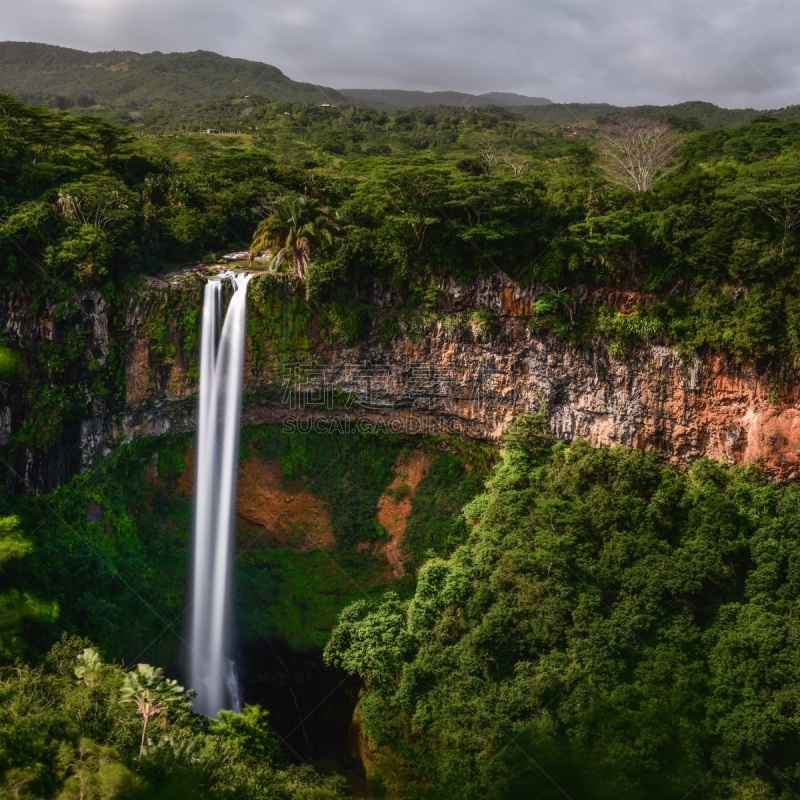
[{"left": 189, "top": 272, "right": 251, "bottom": 717}]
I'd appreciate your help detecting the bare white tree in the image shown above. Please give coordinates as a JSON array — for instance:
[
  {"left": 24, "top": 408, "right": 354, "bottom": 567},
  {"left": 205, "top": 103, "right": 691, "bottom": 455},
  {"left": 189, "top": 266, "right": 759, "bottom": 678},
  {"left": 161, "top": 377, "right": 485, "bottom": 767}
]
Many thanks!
[
  {"left": 597, "top": 117, "right": 683, "bottom": 193},
  {"left": 503, "top": 155, "right": 531, "bottom": 175}
]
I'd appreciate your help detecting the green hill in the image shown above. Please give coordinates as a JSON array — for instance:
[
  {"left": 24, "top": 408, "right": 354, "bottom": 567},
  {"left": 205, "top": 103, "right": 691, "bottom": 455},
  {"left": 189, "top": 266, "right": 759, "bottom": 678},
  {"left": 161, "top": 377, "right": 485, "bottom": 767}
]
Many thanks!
[
  {"left": 340, "top": 87, "right": 552, "bottom": 109},
  {"left": 0, "top": 41, "right": 346, "bottom": 108},
  {"left": 336, "top": 91, "right": 797, "bottom": 128},
  {"left": 515, "top": 99, "right": 800, "bottom": 127},
  {"left": 4, "top": 41, "right": 795, "bottom": 130}
]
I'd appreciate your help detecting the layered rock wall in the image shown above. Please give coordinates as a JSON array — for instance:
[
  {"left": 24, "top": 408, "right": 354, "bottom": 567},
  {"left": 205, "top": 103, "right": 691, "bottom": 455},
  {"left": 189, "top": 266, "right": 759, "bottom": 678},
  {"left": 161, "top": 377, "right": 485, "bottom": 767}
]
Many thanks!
[{"left": 3, "top": 271, "right": 799, "bottom": 491}]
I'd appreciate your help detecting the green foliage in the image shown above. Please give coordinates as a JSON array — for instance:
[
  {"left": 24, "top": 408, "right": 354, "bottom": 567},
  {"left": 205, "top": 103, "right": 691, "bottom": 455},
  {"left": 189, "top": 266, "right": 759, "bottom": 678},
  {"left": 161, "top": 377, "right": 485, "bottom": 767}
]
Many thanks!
[
  {"left": 119, "top": 663, "right": 188, "bottom": 757},
  {"left": 209, "top": 704, "right": 280, "bottom": 761},
  {"left": 325, "top": 592, "right": 417, "bottom": 692},
  {"left": 3, "top": 425, "right": 459, "bottom": 794},
  {"left": 0, "top": 42, "right": 344, "bottom": 110},
  {"left": 4, "top": 436, "right": 194, "bottom": 664},
  {"left": 0, "top": 345, "right": 20, "bottom": 376},
  {"left": 73, "top": 647, "right": 103, "bottom": 684},
  {"left": 249, "top": 193, "right": 339, "bottom": 280},
  {"left": 594, "top": 305, "right": 667, "bottom": 358},
  {"left": 514, "top": 99, "right": 778, "bottom": 127},
  {"left": 0, "top": 636, "right": 344, "bottom": 799},
  {"left": 683, "top": 115, "right": 800, "bottom": 163},
  {"left": 237, "top": 543, "right": 389, "bottom": 651},
  {"left": 2, "top": 91, "right": 800, "bottom": 363},
  {"left": 0, "top": 515, "right": 58, "bottom": 660},
  {"left": 384, "top": 483, "right": 411, "bottom": 503},
  {"left": 402, "top": 454, "right": 484, "bottom": 564},
  {"left": 246, "top": 275, "right": 312, "bottom": 367},
  {"left": 328, "top": 416, "right": 800, "bottom": 798},
  {"left": 319, "top": 299, "right": 374, "bottom": 345},
  {"left": 2, "top": 425, "right": 424, "bottom": 660}
]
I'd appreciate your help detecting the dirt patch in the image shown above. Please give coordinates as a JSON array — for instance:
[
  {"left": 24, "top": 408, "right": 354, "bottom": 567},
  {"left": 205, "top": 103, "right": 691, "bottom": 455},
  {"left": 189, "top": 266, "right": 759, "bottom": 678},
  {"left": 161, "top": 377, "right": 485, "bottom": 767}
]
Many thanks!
[
  {"left": 176, "top": 448, "right": 195, "bottom": 496},
  {"left": 236, "top": 457, "right": 334, "bottom": 550},
  {"left": 177, "top": 448, "right": 334, "bottom": 550},
  {"left": 375, "top": 450, "right": 430, "bottom": 577}
]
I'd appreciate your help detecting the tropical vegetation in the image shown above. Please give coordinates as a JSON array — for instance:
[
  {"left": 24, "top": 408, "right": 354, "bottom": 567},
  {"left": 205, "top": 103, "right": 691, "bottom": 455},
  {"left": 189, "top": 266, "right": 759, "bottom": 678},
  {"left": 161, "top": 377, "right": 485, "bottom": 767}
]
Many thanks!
[
  {"left": 3, "top": 80, "right": 800, "bottom": 799},
  {"left": 326, "top": 416, "right": 800, "bottom": 799},
  {"left": 2, "top": 92, "right": 800, "bottom": 363},
  {"left": 249, "top": 194, "right": 339, "bottom": 279}
]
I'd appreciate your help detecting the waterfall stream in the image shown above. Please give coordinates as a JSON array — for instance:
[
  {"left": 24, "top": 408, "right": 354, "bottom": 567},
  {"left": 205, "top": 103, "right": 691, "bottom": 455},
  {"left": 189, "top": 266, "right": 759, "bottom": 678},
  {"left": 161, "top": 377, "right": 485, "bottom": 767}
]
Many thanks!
[{"left": 189, "top": 272, "right": 250, "bottom": 717}]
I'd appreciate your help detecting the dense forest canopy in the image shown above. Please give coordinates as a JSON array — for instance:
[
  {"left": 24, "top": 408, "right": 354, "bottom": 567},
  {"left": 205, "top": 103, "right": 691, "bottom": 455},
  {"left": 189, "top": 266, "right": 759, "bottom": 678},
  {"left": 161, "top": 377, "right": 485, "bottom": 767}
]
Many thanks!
[
  {"left": 0, "top": 424, "right": 483, "bottom": 798},
  {"left": 2, "top": 94, "right": 800, "bottom": 364},
  {"left": 326, "top": 417, "right": 800, "bottom": 799}
]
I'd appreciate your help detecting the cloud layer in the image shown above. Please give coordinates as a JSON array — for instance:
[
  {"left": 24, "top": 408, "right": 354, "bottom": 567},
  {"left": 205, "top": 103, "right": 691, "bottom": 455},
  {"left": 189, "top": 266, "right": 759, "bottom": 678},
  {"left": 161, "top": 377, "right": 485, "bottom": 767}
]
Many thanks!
[{"left": 2, "top": 0, "right": 799, "bottom": 107}]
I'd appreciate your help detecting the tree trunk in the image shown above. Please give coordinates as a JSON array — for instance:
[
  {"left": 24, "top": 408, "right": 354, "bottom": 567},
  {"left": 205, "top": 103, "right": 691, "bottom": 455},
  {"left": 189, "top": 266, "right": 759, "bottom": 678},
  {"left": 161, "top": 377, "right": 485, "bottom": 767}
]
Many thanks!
[{"left": 140, "top": 717, "right": 148, "bottom": 757}]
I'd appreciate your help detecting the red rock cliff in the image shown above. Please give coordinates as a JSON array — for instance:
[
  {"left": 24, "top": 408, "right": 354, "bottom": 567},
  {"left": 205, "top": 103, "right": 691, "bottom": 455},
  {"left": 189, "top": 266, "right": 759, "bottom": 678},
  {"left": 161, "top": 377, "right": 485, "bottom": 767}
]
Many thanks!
[{"left": 3, "top": 271, "right": 799, "bottom": 489}]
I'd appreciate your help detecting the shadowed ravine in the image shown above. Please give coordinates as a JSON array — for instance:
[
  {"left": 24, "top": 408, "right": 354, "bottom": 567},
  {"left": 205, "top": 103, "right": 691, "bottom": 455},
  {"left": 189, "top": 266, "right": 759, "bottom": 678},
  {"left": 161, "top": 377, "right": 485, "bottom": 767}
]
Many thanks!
[{"left": 242, "top": 638, "right": 368, "bottom": 794}]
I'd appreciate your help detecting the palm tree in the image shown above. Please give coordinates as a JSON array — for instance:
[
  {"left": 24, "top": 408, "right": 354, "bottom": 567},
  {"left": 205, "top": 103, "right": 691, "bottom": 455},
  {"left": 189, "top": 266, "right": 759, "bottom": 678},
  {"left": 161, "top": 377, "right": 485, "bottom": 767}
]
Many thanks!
[
  {"left": 120, "top": 663, "right": 187, "bottom": 757},
  {"left": 248, "top": 194, "right": 338, "bottom": 280}
]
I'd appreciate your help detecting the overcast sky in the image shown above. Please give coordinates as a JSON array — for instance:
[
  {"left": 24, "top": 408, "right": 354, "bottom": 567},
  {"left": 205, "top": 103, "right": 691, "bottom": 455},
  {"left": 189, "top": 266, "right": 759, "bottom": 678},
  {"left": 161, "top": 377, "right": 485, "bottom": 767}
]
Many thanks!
[{"left": 1, "top": 0, "right": 799, "bottom": 108}]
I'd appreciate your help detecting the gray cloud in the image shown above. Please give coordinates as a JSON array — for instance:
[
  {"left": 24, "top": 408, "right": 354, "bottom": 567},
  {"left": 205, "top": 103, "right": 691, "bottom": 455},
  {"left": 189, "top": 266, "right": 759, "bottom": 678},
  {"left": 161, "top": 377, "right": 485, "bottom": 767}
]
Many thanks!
[{"left": 1, "top": 0, "right": 799, "bottom": 107}]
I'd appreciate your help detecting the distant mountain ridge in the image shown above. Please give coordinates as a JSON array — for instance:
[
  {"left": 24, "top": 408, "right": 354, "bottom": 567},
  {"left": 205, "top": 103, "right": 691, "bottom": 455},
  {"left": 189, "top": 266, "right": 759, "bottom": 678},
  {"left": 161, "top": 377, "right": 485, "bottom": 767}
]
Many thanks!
[
  {"left": 1, "top": 41, "right": 795, "bottom": 129},
  {"left": 0, "top": 41, "right": 346, "bottom": 107},
  {"left": 340, "top": 88, "right": 553, "bottom": 109},
  {"left": 511, "top": 100, "right": 800, "bottom": 127}
]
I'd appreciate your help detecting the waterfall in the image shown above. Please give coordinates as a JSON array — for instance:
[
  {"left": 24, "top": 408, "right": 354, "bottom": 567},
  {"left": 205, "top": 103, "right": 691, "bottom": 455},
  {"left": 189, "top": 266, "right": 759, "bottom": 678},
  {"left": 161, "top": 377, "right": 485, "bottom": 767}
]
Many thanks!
[{"left": 189, "top": 272, "right": 251, "bottom": 717}]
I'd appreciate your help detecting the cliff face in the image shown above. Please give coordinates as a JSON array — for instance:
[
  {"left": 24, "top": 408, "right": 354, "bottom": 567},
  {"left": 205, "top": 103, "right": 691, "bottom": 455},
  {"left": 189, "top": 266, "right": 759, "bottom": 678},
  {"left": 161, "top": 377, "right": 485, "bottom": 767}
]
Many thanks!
[{"left": 3, "top": 271, "right": 800, "bottom": 491}]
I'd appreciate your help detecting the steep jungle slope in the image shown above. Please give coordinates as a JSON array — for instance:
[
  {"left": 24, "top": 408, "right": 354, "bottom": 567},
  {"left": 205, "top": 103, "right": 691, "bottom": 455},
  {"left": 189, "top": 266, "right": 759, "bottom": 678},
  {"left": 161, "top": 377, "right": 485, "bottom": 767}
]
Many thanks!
[{"left": 327, "top": 416, "right": 800, "bottom": 799}]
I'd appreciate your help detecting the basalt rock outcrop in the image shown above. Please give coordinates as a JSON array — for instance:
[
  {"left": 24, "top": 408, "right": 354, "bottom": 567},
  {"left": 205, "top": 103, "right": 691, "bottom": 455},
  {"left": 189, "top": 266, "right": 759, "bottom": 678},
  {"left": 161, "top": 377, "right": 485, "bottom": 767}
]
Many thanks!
[{"left": 3, "top": 270, "right": 800, "bottom": 491}]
